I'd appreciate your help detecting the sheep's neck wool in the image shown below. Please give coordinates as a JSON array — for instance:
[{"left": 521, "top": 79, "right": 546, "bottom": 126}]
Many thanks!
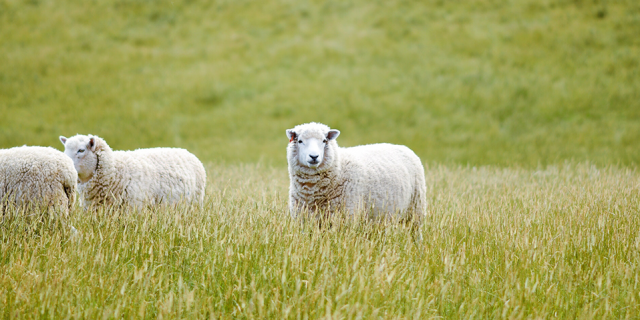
[
  {"left": 290, "top": 157, "right": 346, "bottom": 213},
  {"left": 79, "top": 138, "right": 126, "bottom": 208}
]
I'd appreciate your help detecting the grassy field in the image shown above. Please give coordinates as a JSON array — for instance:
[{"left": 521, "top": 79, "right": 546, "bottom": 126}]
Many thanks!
[
  {"left": 2, "top": 0, "right": 640, "bottom": 318},
  {"left": 2, "top": 163, "right": 640, "bottom": 318},
  {"left": 1, "top": 0, "right": 640, "bottom": 166}
]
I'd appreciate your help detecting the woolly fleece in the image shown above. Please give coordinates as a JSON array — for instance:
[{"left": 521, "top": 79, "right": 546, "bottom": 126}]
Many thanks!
[
  {"left": 0, "top": 146, "right": 77, "bottom": 214},
  {"left": 286, "top": 122, "right": 427, "bottom": 225},
  {"left": 60, "top": 134, "right": 206, "bottom": 209}
]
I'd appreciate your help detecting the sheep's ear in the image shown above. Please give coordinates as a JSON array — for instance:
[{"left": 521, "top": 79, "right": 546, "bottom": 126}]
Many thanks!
[
  {"left": 286, "top": 129, "right": 297, "bottom": 143},
  {"left": 88, "top": 137, "right": 97, "bottom": 151},
  {"left": 59, "top": 136, "right": 67, "bottom": 145},
  {"left": 326, "top": 129, "right": 340, "bottom": 141}
]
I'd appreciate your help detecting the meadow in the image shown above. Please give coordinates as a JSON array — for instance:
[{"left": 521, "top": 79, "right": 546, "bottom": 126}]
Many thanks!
[
  {"left": 2, "top": 163, "right": 640, "bottom": 318},
  {"left": 2, "top": 0, "right": 640, "bottom": 318},
  {"left": 1, "top": 0, "right": 639, "bottom": 166}
]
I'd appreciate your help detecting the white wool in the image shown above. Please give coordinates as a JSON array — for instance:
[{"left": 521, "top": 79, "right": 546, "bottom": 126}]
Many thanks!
[
  {"left": 0, "top": 146, "right": 77, "bottom": 215},
  {"left": 60, "top": 134, "right": 206, "bottom": 210},
  {"left": 286, "top": 122, "right": 427, "bottom": 229}
]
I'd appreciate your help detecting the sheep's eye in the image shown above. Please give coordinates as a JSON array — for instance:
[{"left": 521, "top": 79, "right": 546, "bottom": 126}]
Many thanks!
[
  {"left": 77, "top": 149, "right": 85, "bottom": 153},
  {"left": 323, "top": 139, "right": 327, "bottom": 143},
  {"left": 298, "top": 140, "right": 303, "bottom": 144}
]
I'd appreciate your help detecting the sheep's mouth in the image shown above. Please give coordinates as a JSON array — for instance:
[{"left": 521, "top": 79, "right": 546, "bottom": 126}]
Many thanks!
[{"left": 307, "top": 160, "right": 320, "bottom": 167}]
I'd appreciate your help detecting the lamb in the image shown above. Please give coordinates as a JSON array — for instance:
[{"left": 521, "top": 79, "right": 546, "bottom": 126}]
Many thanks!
[
  {"left": 286, "top": 122, "right": 427, "bottom": 232},
  {"left": 0, "top": 146, "right": 77, "bottom": 215},
  {"left": 59, "top": 134, "right": 206, "bottom": 210}
]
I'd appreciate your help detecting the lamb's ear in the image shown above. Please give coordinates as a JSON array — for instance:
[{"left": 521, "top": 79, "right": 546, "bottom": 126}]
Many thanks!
[
  {"left": 286, "top": 129, "right": 297, "bottom": 143},
  {"left": 59, "top": 136, "right": 67, "bottom": 146},
  {"left": 326, "top": 129, "right": 340, "bottom": 141},
  {"left": 88, "top": 137, "right": 97, "bottom": 152}
]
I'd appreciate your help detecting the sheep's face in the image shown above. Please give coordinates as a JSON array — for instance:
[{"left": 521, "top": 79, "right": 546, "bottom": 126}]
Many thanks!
[
  {"left": 60, "top": 135, "right": 99, "bottom": 183},
  {"left": 287, "top": 123, "right": 340, "bottom": 170}
]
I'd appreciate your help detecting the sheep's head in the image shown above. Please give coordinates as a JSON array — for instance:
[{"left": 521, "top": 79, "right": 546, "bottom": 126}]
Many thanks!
[
  {"left": 286, "top": 122, "right": 340, "bottom": 170},
  {"left": 59, "top": 134, "right": 103, "bottom": 183}
]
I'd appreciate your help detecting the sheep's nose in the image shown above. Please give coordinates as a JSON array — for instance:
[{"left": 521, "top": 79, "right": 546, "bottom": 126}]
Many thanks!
[{"left": 310, "top": 155, "right": 319, "bottom": 161}]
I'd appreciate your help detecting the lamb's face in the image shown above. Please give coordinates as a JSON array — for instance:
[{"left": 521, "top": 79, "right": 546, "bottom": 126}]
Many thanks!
[
  {"left": 59, "top": 135, "right": 98, "bottom": 183},
  {"left": 286, "top": 123, "right": 340, "bottom": 169},
  {"left": 296, "top": 135, "right": 326, "bottom": 168}
]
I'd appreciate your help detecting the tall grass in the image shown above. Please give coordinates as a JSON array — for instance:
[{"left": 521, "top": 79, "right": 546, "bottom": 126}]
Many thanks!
[
  {"left": 2, "top": 163, "right": 639, "bottom": 318},
  {"left": 2, "top": 0, "right": 640, "bottom": 317}
]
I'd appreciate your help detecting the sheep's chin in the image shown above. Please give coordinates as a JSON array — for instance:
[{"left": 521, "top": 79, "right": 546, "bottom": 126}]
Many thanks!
[{"left": 296, "top": 161, "right": 322, "bottom": 172}]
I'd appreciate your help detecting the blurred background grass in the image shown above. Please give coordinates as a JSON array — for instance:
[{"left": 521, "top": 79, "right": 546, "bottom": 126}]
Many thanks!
[{"left": 1, "top": 0, "right": 639, "bottom": 166}]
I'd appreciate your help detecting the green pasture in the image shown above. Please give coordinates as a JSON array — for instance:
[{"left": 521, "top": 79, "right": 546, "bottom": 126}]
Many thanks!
[
  {"left": 2, "top": 0, "right": 640, "bottom": 318},
  {"left": 1, "top": 0, "right": 639, "bottom": 166},
  {"left": 3, "top": 164, "right": 640, "bottom": 318}
]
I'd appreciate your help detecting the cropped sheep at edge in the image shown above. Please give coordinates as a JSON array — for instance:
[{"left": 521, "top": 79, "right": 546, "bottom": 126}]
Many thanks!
[
  {"left": 60, "top": 134, "right": 206, "bottom": 210},
  {"left": 0, "top": 146, "right": 77, "bottom": 214},
  {"left": 286, "top": 122, "right": 427, "bottom": 228}
]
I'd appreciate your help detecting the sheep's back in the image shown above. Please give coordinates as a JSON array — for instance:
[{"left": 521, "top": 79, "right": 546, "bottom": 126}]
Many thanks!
[
  {"left": 340, "top": 143, "right": 424, "bottom": 215},
  {"left": 0, "top": 146, "right": 77, "bottom": 211},
  {"left": 113, "top": 148, "right": 206, "bottom": 204}
]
